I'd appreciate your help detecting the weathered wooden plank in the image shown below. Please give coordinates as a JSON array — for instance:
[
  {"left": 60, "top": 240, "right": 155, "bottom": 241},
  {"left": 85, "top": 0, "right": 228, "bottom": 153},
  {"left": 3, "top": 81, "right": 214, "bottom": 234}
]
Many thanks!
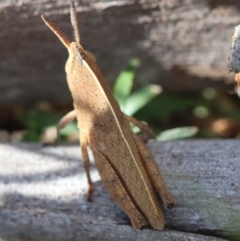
[
  {"left": 0, "top": 141, "right": 239, "bottom": 240},
  {"left": 0, "top": 208, "right": 227, "bottom": 241},
  {"left": 0, "top": 0, "right": 238, "bottom": 107}
]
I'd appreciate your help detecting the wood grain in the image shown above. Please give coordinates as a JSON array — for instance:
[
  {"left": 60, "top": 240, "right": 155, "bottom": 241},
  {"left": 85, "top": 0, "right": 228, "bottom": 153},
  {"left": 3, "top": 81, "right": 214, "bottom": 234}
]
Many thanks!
[
  {"left": 0, "top": 0, "right": 239, "bottom": 107},
  {"left": 0, "top": 140, "right": 239, "bottom": 240}
]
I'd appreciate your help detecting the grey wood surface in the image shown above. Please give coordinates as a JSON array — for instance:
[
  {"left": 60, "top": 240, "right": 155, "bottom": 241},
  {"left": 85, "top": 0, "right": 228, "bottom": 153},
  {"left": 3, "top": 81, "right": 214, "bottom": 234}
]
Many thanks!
[
  {"left": 0, "top": 140, "right": 239, "bottom": 241},
  {"left": 0, "top": 0, "right": 238, "bottom": 107}
]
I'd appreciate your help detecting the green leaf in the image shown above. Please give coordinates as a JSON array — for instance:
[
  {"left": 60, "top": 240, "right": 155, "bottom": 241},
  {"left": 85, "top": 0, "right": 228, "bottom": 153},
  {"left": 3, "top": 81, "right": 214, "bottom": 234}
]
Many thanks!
[
  {"left": 113, "top": 58, "right": 140, "bottom": 109},
  {"left": 124, "top": 85, "right": 162, "bottom": 115},
  {"left": 134, "top": 92, "right": 201, "bottom": 123},
  {"left": 156, "top": 126, "right": 199, "bottom": 141},
  {"left": 17, "top": 110, "right": 61, "bottom": 142},
  {"left": 18, "top": 110, "right": 60, "bottom": 128},
  {"left": 21, "top": 131, "right": 41, "bottom": 142}
]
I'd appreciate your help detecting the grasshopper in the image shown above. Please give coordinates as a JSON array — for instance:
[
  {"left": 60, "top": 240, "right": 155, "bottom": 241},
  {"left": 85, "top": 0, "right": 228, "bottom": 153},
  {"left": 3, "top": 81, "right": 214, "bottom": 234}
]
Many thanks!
[{"left": 41, "top": 2, "right": 176, "bottom": 230}]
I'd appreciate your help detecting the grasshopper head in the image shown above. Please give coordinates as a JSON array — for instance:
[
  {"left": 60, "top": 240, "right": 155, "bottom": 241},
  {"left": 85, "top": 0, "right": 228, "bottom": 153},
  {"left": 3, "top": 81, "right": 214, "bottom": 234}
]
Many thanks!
[
  {"left": 65, "top": 42, "right": 85, "bottom": 74},
  {"left": 41, "top": 2, "right": 83, "bottom": 74}
]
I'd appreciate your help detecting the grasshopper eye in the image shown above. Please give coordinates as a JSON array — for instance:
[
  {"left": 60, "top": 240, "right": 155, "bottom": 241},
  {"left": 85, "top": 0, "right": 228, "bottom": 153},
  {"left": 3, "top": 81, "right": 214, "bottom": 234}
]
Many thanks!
[{"left": 65, "top": 54, "right": 74, "bottom": 74}]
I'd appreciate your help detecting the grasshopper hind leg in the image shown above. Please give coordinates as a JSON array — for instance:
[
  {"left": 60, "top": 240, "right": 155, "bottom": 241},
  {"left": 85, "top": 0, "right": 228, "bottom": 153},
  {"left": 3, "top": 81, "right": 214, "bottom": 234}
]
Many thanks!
[
  {"left": 92, "top": 149, "right": 149, "bottom": 229},
  {"left": 125, "top": 115, "right": 154, "bottom": 143},
  {"left": 133, "top": 134, "right": 176, "bottom": 209}
]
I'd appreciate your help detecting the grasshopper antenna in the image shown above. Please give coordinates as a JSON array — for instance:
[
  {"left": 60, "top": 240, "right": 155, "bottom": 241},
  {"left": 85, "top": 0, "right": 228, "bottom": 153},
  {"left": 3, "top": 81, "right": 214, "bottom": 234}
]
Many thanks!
[
  {"left": 41, "top": 15, "right": 70, "bottom": 49},
  {"left": 70, "top": 1, "right": 80, "bottom": 44}
]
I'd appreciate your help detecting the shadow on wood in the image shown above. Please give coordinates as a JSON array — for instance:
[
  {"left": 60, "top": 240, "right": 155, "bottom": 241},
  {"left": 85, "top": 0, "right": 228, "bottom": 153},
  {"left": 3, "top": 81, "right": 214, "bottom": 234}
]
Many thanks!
[{"left": 0, "top": 141, "right": 239, "bottom": 240}]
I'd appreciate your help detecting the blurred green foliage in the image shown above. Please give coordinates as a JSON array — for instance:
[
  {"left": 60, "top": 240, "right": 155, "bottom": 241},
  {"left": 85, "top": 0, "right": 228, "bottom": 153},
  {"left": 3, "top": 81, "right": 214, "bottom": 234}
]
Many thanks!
[
  {"left": 112, "top": 58, "right": 199, "bottom": 140},
  {"left": 18, "top": 110, "right": 60, "bottom": 142},
  {"left": 17, "top": 58, "right": 240, "bottom": 142},
  {"left": 18, "top": 109, "right": 79, "bottom": 142},
  {"left": 113, "top": 58, "right": 161, "bottom": 116},
  {"left": 157, "top": 126, "right": 198, "bottom": 141}
]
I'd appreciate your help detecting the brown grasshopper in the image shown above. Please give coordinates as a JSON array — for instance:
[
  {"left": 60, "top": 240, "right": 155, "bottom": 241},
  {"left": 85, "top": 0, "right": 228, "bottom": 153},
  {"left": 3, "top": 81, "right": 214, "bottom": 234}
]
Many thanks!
[{"left": 41, "top": 2, "right": 176, "bottom": 230}]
